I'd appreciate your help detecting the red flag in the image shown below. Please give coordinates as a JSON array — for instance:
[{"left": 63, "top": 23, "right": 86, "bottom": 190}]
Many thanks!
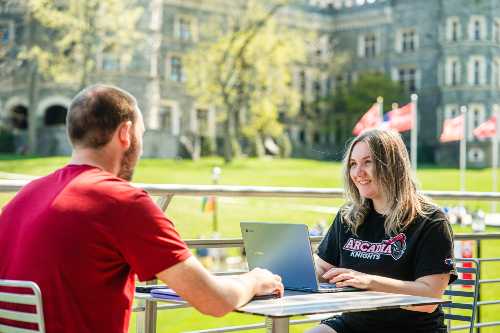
[
  {"left": 473, "top": 115, "right": 496, "bottom": 139},
  {"left": 440, "top": 114, "right": 464, "bottom": 143},
  {"left": 352, "top": 103, "right": 382, "bottom": 136},
  {"left": 385, "top": 103, "right": 413, "bottom": 132}
]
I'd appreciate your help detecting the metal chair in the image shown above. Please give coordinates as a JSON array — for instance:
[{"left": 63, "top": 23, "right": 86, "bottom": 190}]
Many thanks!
[
  {"left": 443, "top": 258, "right": 480, "bottom": 333},
  {"left": 0, "top": 279, "right": 45, "bottom": 333}
]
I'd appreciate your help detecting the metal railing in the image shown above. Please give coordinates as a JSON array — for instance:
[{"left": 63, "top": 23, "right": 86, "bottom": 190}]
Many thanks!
[
  {"left": 0, "top": 180, "right": 499, "bottom": 332},
  {"left": 135, "top": 236, "right": 500, "bottom": 333}
]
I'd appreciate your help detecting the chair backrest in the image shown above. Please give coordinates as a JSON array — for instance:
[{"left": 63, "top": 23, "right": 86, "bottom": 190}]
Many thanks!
[
  {"left": 442, "top": 258, "right": 479, "bottom": 333},
  {"left": 0, "top": 279, "right": 45, "bottom": 333}
]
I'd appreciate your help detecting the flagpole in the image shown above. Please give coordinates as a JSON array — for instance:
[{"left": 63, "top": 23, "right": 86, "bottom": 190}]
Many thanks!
[
  {"left": 460, "top": 106, "right": 467, "bottom": 196},
  {"left": 493, "top": 105, "right": 499, "bottom": 212},
  {"left": 377, "top": 96, "right": 384, "bottom": 125},
  {"left": 411, "top": 94, "right": 418, "bottom": 173}
]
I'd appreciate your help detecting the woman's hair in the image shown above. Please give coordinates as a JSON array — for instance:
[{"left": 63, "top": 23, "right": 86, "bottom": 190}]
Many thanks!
[{"left": 340, "top": 129, "right": 435, "bottom": 236}]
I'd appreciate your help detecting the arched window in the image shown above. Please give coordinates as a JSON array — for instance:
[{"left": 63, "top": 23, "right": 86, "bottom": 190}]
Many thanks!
[
  {"left": 10, "top": 105, "right": 28, "bottom": 130},
  {"left": 468, "top": 56, "right": 486, "bottom": 86},
  {"left": 474, "top": 60, "right": 481, "bottom": 85},
  {"left": 446, "top": 57, "right": 461, "bottom": 86},
  {"left": 446, "top": 17, "right": 461, "bottom": 42},
  {"left": 44, "top": 105, "right": 67, "bottom": 126},
  {"left": 469, "top": 16, "right": 486, "bottom": 41},
  {"left": 468, "top": 104, "right": 485, "bottom": 140}
]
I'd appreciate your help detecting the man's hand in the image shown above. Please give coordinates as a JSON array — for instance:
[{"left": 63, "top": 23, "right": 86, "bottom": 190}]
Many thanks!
[
  {"left": 322, "top": 267, "right": 373, "bottom": 289},
  {"left": 247, "top": 267, "right": 284, "bottom": 297},
  {"left": 157, "top": 257, "right": 284, "bottom": 317}
]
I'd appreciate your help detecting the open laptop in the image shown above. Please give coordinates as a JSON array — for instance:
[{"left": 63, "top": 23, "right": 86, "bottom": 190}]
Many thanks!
[{"left": 241, "top": 222, "right": 357, "bottom": 293}]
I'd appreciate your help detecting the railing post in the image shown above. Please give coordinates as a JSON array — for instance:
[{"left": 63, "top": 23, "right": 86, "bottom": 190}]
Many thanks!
[
  {"left": 476, "top": 250, "right": 481, "bottom": 333},
  {"left": 265, "top": 317, "right": 289, "bottom": 333},
  {"left": 144, "top": 297, "right": 158, "bottom": 333},
  {"left": 156, "top": 195, "right": 174, "bottom": 211},
  {"left": 135, "top": 298, "right": 146, "bottom": 333}
]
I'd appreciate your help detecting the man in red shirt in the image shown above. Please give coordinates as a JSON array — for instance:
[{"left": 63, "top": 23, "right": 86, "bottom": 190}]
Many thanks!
[{"left": 0, "top": 84, "right": 283, "bottom": 332}]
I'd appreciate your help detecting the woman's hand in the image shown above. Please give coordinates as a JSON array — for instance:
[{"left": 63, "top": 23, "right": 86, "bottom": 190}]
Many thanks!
[{"left": 322, "top": 267, "right": 374, "bottom": 289}]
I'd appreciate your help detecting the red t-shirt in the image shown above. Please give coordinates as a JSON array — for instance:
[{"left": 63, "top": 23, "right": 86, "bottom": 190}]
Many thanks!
[{"left": 0, "top": 164, "right": 191, "bottom": 332}]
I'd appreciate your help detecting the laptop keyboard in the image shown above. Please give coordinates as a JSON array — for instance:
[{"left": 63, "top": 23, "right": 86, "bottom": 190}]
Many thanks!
[{"left": 319, "top": 282, "right": 338, "bottom": 290}]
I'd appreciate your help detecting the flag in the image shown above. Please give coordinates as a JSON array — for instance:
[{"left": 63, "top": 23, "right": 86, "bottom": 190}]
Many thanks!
[
  {"left": 383, "top": 103, "right": 413, "bottom": 132},
  {"left": 201, "top": 196, "right": 215, "bottom": 213},
  {"left": 440, "top": 114, "right": 464, "bottom": 143},
  {"left": 473, "top": 115, "right": 496, "bottom": 139},
  {"left": 352, "top": 103, "right": 382, "bottom": 135}
]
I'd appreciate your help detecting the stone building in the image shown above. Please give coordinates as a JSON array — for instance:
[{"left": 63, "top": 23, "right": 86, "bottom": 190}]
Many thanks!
[{"left": 1, "top": 0, "right": 500, "bottom": 166}]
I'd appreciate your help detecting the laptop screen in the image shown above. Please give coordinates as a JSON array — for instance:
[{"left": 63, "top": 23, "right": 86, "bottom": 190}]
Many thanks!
[{"left": 241, "top": 222, "right": 320, "bottom": 291}]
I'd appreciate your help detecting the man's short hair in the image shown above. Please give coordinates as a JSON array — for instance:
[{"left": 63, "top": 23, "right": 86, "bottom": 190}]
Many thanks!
[{"left": 67, "top": 84, "right": 138, "bottom": 148}]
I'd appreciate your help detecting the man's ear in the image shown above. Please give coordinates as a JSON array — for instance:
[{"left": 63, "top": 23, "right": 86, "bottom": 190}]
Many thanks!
[{"left": 117, "top": 121, "right": 133, "bottom": 149}]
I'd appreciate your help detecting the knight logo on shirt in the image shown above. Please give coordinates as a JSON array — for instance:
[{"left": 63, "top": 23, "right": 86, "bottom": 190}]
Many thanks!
[
  {"left": 383, "top": 233, "right": 407, "bottom": 260},
  {"left": 343, "top": 233, "right": 407, "bottom": 261}
]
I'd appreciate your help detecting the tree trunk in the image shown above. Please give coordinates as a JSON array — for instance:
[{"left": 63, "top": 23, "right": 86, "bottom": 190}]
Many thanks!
[
  {"left": 26, "top": 10, "right": 39, "bottom": 155},
  {"left": 253, "top": 132, "right": 265, "bottom": 158},
  {"left": 27, "top": 61, "right": 39, "bottom": 155},
  {"left": 223, "top": 110, "right": 240, "bottom": 163}
]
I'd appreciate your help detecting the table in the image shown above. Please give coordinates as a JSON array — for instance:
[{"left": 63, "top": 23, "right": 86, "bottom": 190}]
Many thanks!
[
  {"left": 237, "top": 290, "right": 449, "bottom": 333},
  {"left": 135, "top": 290, "right": 449, "bottom": 333}
]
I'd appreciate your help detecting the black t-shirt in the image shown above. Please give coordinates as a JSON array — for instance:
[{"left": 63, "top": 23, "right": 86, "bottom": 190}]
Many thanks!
[{"left": 317, "top": 208, "right": 457, "bottom": 333}]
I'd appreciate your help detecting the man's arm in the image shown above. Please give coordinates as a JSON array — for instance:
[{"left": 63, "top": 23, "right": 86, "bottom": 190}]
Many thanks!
[{"left": 156, "top": 256, "right": 283, "bottom": 317}]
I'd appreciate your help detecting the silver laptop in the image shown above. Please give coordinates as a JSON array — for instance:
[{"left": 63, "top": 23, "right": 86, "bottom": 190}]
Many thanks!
[{"left": 241, "top": 222, "right": 357, "bottom": 293}]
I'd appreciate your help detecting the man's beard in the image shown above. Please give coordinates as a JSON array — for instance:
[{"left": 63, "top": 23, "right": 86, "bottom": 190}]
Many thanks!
[{"left": 118, "top": 134, "right": 139, "bottom": 181}]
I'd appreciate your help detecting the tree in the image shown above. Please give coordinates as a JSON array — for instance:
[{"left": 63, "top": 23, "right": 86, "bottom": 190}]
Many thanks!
[
  {"left": 22, "top": 0, "right": 142, "bottom": 88},
  {"left": 185, "top": 0, "right": 306, "bottom": 162},
  {"left": 18, "top": 0, "right": 143, "bottom": 153},
  {"left": 326, "top": 72, "right": 406, "bottom": 145}
]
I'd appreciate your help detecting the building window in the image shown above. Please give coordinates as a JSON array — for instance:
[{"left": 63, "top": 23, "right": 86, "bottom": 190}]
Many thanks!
[
  {"left": 313, "top": 80, "right": 321, "bottom": 100},
  {"left": 474, "top": 20, "right": 481, "bottom": 40},
  {"left": 175, "top": 16, "right": 197, "bottom": 42},
  {"left": 451, "top": 60, "right": 459, "bottom": 85},
  {"left": 179, "top": 18, "right": 191, "bottom": 41},
  {"left": 468, "top": 104, "right": 485, "bottom": 139},
  {"left": 196, "top": 108, "right": 209, "bottom": 136},
  {"left": 159, "top": 106, "right": 172, "bottom": 133},
  {"left": 398, "top": 68, "right": 417, "bottom": 92},
  {"left": 494, "top": 19, "right": 500, "bottom": 43},
  {"left": 451, "top": 20, "right": 460, "bottom": 42},
  {"left": 474, "top": 60, "right": 480, "bottom": 85},
  {"left": 445, "top": 105, "right": 459, "bottom": 120},
  {"left": 313, "top": 131, "right": 321, "bottom": 144},
  {"left": 314, "top": 35, "right": 329, "bottom": 60},
  {"left": 396, "top": 29, "right": 417, "bottom": 53},
  {"left": 170, "top": 56, "right": 183, "bottom": 82},
  {"left": 299, "top": 70, "right": 306, "bottom": 93},
  {"left": 469, "top": 16, "right": 486, "bottom": 41},
  {"left": 299, "top": 129, "right": 306, "bottom": 144},
  {"left": 446, "top": 57, "right": 461, "bottom": 86},
  {"left": 366, "top": 34, "right": 376, "bottom": 57},
  {"left": 493, "top": 59, "right": 500, "bottom": 88},
  {"left": 402, "top": 30, "right": 416, "bottom": 52},
  {"left": 359, "top": 33, "right": 377, "bottom": 58},
  {"left": 446, "top": 17, "right": 461, "bottom": 42},
  {"left": 299, "top": 100, "right": 306, "bottom": 115},
  {"left": 452, "top": 20, "right": 459, "bottom": 41},
  {"left": 468, "top": 56, "right": 486, "bottom": 86}
]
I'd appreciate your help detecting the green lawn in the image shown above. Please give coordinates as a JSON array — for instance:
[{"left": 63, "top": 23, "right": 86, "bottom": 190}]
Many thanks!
[{"left": 0, "top": 155, "right": 499, "bottom": 332}]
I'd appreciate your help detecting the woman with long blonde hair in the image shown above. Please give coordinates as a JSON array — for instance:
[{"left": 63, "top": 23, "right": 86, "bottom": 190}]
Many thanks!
[{"left": 306, "top": 129, "right": 457, "bottom": 333}]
